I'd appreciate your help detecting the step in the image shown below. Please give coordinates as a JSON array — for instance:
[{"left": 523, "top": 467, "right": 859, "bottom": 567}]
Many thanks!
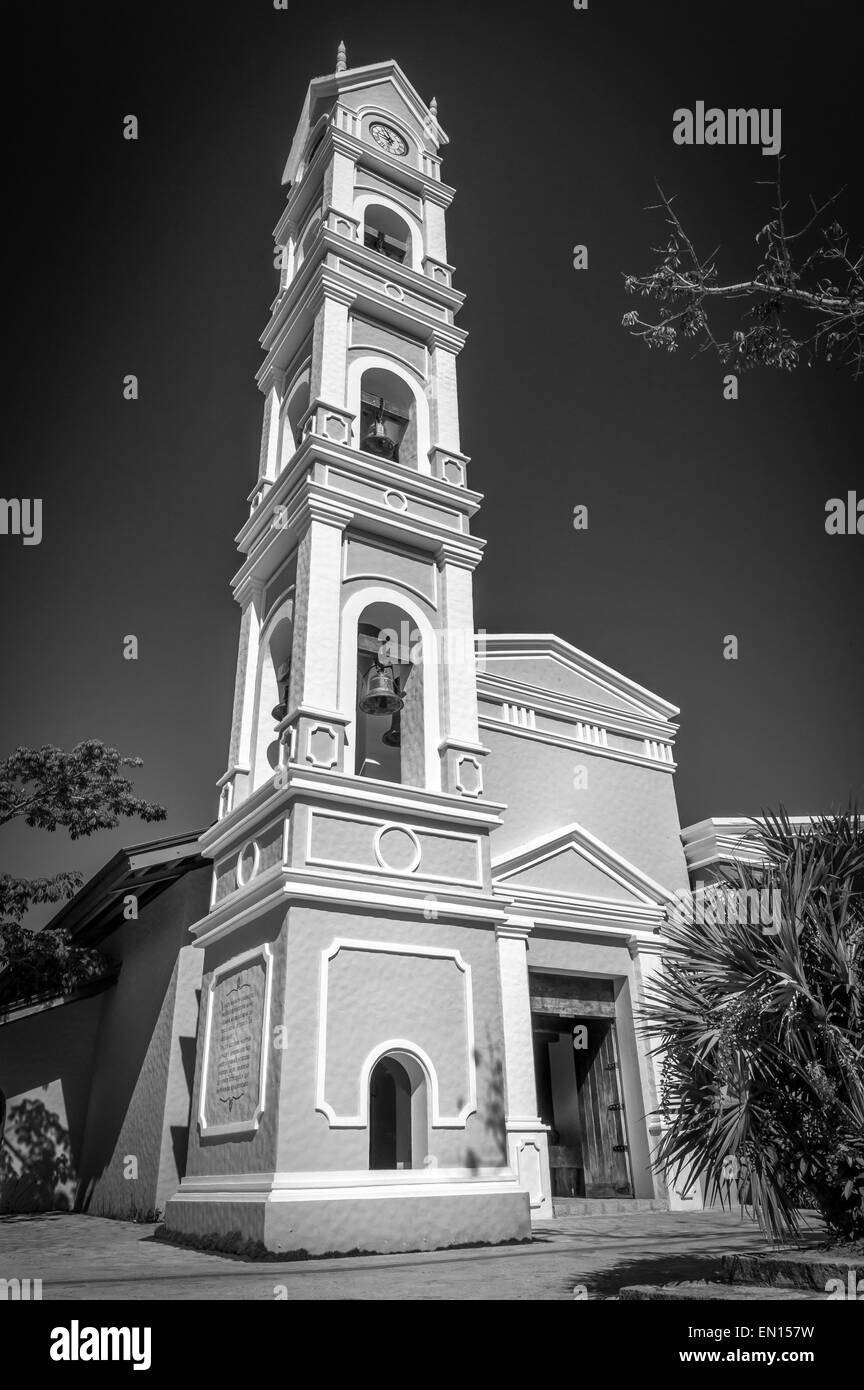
[
  {"left": 553, "top": 1197, "right": 669, "bottom": 1217},
  {"left": 619, "top": 1281, "right": 828, "bottom": 1301},
  {"left": 724, "top": 1250, "right": 863, "bottom": 1293}
]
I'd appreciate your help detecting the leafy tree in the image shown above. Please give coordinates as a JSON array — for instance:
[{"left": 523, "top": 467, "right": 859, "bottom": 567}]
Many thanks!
[
  {"left": 622, "top": 161, "right": 864, "bottom": 377},
  {"left": 0, "top": 742, "right": 166, "bottom": 1003},
  {"left": 642, "top": 808, "right": 864, "bottom": 1245}
]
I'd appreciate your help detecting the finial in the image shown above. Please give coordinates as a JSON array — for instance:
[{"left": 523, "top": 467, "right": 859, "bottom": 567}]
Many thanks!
[
  {"left": 336, "top": 41, "right": 347, "bottom": 74},
  {"left": 430, "top": 97, "right": 438, "bottom": 118}
]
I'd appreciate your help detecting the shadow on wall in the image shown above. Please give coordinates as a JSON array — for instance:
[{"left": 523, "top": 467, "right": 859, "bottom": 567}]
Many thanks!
[
  {"left": 462, "top": 1032, "right": 508, "bottom": 1173},
  {"left": 0, "top": 1096, "right": 74, "bottom": 1214}
]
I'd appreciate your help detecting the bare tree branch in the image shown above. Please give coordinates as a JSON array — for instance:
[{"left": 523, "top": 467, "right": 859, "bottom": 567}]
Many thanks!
[{"left": 621, "top": 162, "right": 864, "bottom": 377}]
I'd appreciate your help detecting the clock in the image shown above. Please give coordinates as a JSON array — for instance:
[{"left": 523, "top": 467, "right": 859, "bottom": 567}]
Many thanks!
[{"left": 370, "top": 122, "right": 409, "bottom": 157}]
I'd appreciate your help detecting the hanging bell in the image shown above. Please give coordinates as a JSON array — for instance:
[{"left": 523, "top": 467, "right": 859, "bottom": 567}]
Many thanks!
[
  {"left": 359, "top": 662, "right": 404, "bottom": 716},
  {"left": 362, "top": 398, "right": 398, "bottom": 459}
]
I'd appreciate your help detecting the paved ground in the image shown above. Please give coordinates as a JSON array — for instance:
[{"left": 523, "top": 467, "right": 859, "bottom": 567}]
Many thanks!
[{"left": 0, "top": 1210, "right": 807, "bottom": 1300}]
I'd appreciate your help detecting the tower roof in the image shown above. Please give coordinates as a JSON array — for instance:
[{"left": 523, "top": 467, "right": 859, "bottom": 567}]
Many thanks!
[{"left": 282, "top": 57, "right": 447, "bottom": 187}]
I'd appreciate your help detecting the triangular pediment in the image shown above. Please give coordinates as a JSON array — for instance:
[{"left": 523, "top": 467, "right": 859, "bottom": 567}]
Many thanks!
[
  {"left": 479, "top": 635, "right": 678, "bottom": 721},
  {"left": 493, "top": 823, "right": 675, "bottom": 906}
]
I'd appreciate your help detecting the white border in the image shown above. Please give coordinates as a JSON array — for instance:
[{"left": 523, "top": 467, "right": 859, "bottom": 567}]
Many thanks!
[
  {"left": 199, "top": 943, "right": 274, "bottom": 1138},
  {"left": 306, "top": 807, "right": 482, "bottom": 886},
  {"left": 315, "top": 938, "right": 477, "bottom": 1129}
]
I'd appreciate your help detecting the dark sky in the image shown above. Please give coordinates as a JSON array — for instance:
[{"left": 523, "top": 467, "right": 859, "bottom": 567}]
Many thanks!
[{"left": 2, "top": 0, "right": 862, "bottom": 905}]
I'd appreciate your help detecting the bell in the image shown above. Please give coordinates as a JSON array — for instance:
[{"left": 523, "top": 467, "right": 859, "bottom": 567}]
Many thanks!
[
  {"left": 363, "top": 418, "right": 397, "bottom": 458},
  {"left": 362, "top": 397, "right": 398, "bottom": 458},
  {"left": 359, "top": 663, "right": 404, "bottom": 716},
  {"left": 271, "top": 702, "right": 288, "bottom": 722}
]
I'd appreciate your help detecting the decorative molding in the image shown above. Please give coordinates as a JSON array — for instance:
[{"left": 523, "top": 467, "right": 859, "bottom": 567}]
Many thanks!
[
  {"left": 493, "top": 822, "right": 678, "bottom": 907},
  {"left": 305, "top": 807, "right": 482, "bottom": 886},
  {"left": 502, "top": 703, "right": 536, "bottom": 730},
  {"left": 198, "top": 943, "right": 274, "bottom": 1139},
  {"left": 305, "top": 723, "right": 339, "bottom": 770},
  {"left": 374, "top": 823, "right": 422, "bottom": 875},
  {"left": 455, "top": 755, "right": 483, "bottom": 799},
  {"left": 235, "top": 840, "right": 261, "bottom": 889},
  {"left": 315, "top": 938, "right": 477, "bottom": 1128}
]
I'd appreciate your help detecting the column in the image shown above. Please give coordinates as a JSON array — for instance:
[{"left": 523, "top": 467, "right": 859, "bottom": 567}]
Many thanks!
[
  {"left": 285, "top": 497, "right": 352, "bottom": 772},
  {"left": 437, "top": 546, "right": 487, "bottom": 798},
  {"left": 496, "top": 920, "right": 553, "bottom": 1220},
  {"left": 219, "top": 582, "right": 264, "bottom": 814}
]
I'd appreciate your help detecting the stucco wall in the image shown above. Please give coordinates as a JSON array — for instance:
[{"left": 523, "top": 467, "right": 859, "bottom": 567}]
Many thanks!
[
  {"left": 0, "top": 993, "right": 105, "bottom": 1211},
  {"left": 75, "top": 866, "right": 210, "bottom": 1217},
  {"left": 484, "top": 727, "right": 689, "bottom": 892}
]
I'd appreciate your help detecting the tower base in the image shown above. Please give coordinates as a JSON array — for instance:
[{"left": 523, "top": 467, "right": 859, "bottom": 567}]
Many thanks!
[{"left": 163, "top": 1171, "right": 531, "bottom": 1257}]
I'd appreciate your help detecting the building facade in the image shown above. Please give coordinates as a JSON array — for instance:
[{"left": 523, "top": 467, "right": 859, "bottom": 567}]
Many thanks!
[
  {"left": 159, "top": 50, "right": 695, "bottom": 1254},
  {"left": 2, "top": 50, "right": 735, "bottom": 1250}
]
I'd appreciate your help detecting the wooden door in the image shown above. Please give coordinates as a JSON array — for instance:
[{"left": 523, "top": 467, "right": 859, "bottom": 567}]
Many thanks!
[{"left": 574, "top": 1021, "right": 632, "bottom": 1197}]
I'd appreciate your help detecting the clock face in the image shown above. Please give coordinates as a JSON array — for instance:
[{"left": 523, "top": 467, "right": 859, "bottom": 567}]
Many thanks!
[{"left": 370, "top": 122, "right": 409, "bottom": 157}]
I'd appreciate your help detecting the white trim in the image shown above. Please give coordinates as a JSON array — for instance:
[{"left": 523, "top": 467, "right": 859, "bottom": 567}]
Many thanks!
[
  {"left": 172, "top": 1171, "right": 519, "bottom": 1204},
  {"left": 198, "top": 943, "right": 274, "bottom": 1138},
  {"left": 338, "top": 585, "right": 442, "bottom": 790},
  {"left": 342, "top": 534, "right": 439, "bottom": 609},
  {"left": 305, "top": 807, "right": 481, "bottom": 886},
  {"left": 315, "top": 938, "right": 477, "bottom": 1128},
  {"left": 477, "top": 633, "right": 679, "bottom": 719},
  {"left": 235, "top": 840, "right": 261, "bottom": 889},
  {"left": 346, "top": 352, "right": 432, "bottom": 473},
  {"left": 493, "top": 821, "right": 678, "bottom": 906},
  {"left": 373, "top": 822, "right": 422, "bottom": 874},
  {"left": 480, "top": 715, "right": 677, "bottom": 774}
]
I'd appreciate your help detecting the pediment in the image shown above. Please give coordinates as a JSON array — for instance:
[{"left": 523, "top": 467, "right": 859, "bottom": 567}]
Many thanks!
[
  {"left": 480, "top": 636, "right": 678, "bottom": 721},
  {"left": 493, "top": 823, "right": 675, "bottom": 906}
]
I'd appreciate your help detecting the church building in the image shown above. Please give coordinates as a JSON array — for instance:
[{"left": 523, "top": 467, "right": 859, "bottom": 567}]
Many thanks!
[{"left": 2, "top": 49, "right": 727, "bottom": 1253}]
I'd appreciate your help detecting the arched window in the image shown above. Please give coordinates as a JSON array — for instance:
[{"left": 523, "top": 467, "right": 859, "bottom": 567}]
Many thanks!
[
  {"left": 357, "top": 367, "right": 418, "bottom": 468},
  {"left": 252, "top": 610, "right": 293, "bottom": 790},
  {"left": 368, "top": 1053, "right": 429, "bottom": 1171},
  {"left": 280, "top": 370, "right": 311, "bottom": 469},
  {"left": 294, "top": 210, "right": 322, "bottom": 273},
  {"left": 362, "top": 202, "right": 412, "bottom": 266},
  {"left": 355, "top": 601, "right": 423, "bottom": 787}
]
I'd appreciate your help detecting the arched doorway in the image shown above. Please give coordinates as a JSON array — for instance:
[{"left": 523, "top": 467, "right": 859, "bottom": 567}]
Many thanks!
[{"left": 368, "top": 1053, "right": 429, "bottom": 1171}]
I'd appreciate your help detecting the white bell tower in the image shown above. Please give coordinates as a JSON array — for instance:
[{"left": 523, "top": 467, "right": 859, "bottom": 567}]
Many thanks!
[
  {"left": 167, "top": 46, "right": 536, "bottom": 1257},
  {"left": 216, "top": 44, "right": 486, "bottom": 819}
]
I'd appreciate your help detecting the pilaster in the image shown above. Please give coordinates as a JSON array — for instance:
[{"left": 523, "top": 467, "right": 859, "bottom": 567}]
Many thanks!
[{"left": 496, "top": 919, "right": 553, "bottom": 1219}]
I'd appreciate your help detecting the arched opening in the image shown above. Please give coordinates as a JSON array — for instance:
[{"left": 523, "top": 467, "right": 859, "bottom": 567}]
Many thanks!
[
  {"left": 355, "top": 601, "right": 423, "bottom": 786},
  {"left": 368, "top": 1054, "right": 429, "bottom": 1171},
  {"left": 280, "top": 371, "right": 311, "bottom": 469},
  {"left": 358, "top": 367, "right": 418, "bottom": 468},
  {"left": 252, "top": 611, "right": 293, "bottom": 789},
  {"left": 362, "top": 203, "right": 411, "bottom": 266},
  {"left": 295, "top": 211, "right": 321, "bottom": 273}
]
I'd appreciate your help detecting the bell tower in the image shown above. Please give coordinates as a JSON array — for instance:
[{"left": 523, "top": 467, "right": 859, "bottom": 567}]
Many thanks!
[
  {"left": 165, "top": 47, "right": 538, "bottom": 1256},
  {"left": 214, "top": 43, "right": 485, "bottom": 817}
]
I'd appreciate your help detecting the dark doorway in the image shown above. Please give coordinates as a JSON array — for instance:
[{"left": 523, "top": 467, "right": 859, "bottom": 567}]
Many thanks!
[
  {"left": 369, "top": 1056, "right": 413, "bottom": 1170},
  {"left": 532, "top": 988, "right": 633, "bottom": 1199}
]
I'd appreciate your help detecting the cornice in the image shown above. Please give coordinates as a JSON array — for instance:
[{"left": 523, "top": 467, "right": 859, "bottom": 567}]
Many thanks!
[
  {"left": 476, "top": 670, "right": 680, "bottom": 741},
  {"left": 478, "top": 716, "right": 678, "bottom": 775},
  {"left": 200, "top": 766, "right": 507, "bottom": 861},
  {"left": 477, "top": 634, "right": 680, "bottom": 721}
]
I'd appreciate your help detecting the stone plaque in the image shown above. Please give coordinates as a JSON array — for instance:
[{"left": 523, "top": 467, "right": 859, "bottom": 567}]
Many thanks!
[{"left": 201, "top": 951, "right": 270, "bottom": 1135}]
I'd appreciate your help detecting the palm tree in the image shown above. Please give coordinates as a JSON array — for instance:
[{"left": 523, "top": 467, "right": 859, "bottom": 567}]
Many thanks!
[{"left": 642, "top": 808, "right": 864, "bottom": 1244}]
